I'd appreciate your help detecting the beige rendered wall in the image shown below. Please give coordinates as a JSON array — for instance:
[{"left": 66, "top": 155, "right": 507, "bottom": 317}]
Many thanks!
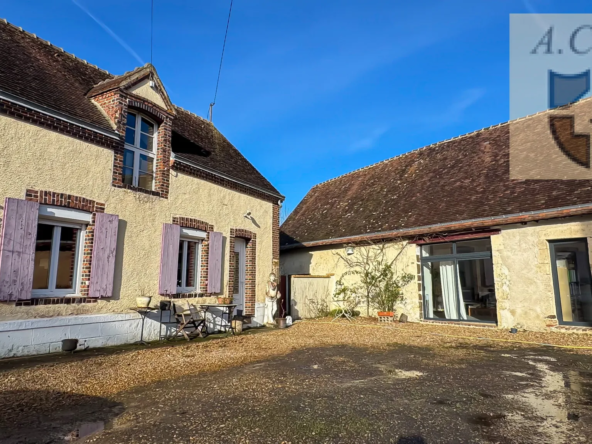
[
  {"left": 0, "top": 114, "right": 274, "bottom": 321},
  {"left": 282, "top": 216, "right": 592, "bottom": 330},
  {"left": 127, "top": 79, "right": 168, "bottom": 110},
  {"left": 281, "top": 241, "right": 420, "bottom": 320},
  {"left": 493, "top": 216, "right": 592, "bottom": 331}
]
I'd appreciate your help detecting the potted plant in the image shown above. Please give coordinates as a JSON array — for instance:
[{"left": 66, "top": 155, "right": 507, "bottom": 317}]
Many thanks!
[
  {"left": 370, "top": 264, "right": 413, "bottom": 322},
  {"left": 275, "top": 299, "right": 287, "bottom": 329},
  {"left": 136, "top": 287, "right": 152, "bottom": 308},
  {"left": 217, "top": 296, "right": 232, "bottom": 304}
]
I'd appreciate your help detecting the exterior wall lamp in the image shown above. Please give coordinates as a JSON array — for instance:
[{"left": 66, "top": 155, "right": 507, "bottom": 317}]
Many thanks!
[{"left": 345, "top": 246, "right": 355, "bottom": 256}]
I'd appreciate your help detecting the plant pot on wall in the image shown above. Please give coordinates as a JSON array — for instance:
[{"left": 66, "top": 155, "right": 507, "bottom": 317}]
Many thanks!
[{"left": 136, "top": 296, "right": 152, "bottom": 308}]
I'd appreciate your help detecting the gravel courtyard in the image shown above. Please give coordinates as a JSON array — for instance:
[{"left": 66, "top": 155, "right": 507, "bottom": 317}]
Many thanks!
[{"left": 1, "top": 321, "right": 592, "bottom": 443}]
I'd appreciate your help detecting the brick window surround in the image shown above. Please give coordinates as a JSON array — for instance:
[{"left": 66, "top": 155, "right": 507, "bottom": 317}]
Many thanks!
[
  {"left": 228, "top": 229, "right": 257, "bottom": 316},
  {"left": 24, "top": 189, "right": 106, "bottom": 299},
  {"left": 172, "top": 216, "right": 214, "bottom": 296},
  {"left": 92, "top": 90, "right": 173, "bottom": 199}
]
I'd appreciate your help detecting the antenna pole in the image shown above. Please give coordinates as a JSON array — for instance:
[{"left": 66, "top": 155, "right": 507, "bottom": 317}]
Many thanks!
[{"left": 208, "top": 103, "right": 214, "bottom": 122}]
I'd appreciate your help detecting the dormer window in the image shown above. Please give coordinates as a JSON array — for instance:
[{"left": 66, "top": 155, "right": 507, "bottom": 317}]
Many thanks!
[{"left": 123, "top": 112, "right": 157, "bottom": 190}]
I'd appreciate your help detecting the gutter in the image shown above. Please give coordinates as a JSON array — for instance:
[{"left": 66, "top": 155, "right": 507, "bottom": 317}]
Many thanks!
[
  {"left": 171, "top": 153, "right": 285, "bottom": 202},
  {"left": 280, "top": 202, "right": 592, "bottom": 250},
  {"left": 0, "top": 89, "right": 120, "bottom": 140}
]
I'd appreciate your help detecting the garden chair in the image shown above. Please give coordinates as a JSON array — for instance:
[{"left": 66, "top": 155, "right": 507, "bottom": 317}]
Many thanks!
[{"left": 169, "top": 302, "right": 208, "bottom": 341}]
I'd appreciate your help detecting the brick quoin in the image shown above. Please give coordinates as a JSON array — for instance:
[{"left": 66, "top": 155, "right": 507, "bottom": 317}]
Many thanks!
[
  {"left": 24, "top": 189, "right": 106, "bottom": 298},
  {"left": 228, "top": 228, "right": 257, "bottom": 316}
]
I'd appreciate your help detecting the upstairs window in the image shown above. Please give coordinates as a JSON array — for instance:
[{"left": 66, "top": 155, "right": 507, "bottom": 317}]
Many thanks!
[{"left": 124, "top": 112, "right": 156, "bottom": 190}]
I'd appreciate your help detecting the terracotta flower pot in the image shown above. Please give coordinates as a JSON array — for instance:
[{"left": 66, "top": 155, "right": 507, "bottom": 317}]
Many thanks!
[
  {"left": 276, "top": 318, "right": 287, "bottom": 329},
  {"left": 377, "top": 311, "right": 394, "bottom": 317}
]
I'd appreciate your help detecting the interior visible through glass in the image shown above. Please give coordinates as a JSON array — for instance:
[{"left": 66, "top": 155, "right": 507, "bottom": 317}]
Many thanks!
[
  {"left": 55, "top": 227, "right": 78, "bottom": 289},
  {"left": 422, "top": 238, "right": 497, "bottom": 323},
  {"left": 553, "top": 240, "right": 592, "bottom": 325},
  {"left": 32, "top": 223, "right": 53, "bottom": 290}
]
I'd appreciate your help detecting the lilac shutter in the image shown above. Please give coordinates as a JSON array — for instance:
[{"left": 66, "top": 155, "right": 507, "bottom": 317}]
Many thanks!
[
  {"left": 0, "top": 198, "right": 39, "bottom": 301},
  {"left": 88, "top": 213, "right": 119, "bottom": 298},
  {"left": 158, "top": 223, "right": 180, "bottom": 295},
  {"left": 207, "top": 231, "right": 223, "bottom": 294}
]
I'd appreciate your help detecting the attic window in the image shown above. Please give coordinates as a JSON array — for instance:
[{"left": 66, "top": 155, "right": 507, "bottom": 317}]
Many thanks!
[{"left": 124, "top": 112, "right": 156, "bottom": 190}]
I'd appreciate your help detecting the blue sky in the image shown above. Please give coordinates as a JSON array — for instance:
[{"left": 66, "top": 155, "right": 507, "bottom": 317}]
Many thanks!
[{"left": 3, "top": 1, "right": 592, "bottom": 218}]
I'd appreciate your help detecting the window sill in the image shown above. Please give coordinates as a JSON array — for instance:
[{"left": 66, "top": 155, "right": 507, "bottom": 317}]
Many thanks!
[
  {"left": 118, "top": 183, "right": 162, "bottom": 198},
  {"left": 16, "top": 297, "right": 102, "bottom": 306}
]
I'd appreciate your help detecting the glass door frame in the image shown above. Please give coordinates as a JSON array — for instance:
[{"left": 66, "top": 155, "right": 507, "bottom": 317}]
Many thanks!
[
  {"left": 549, "top": 238, "right": 592, "bottom": 327},
  {"left": 421, "top": 238, "right": 496, "bottom": 324}
]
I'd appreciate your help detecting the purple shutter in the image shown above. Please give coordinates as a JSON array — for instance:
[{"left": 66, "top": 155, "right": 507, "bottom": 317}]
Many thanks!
[
  {"left": 88, "top": 213, "right": 119, "bottom": 298},
  {"left": 158, "top": 223, "right": 180, "bottom": 295},
  {"left": 207, "top": 231, "right": 223, "bottom": 294},
  {"left": 0, "top": 198, "right": 39, "bottom": 301}
]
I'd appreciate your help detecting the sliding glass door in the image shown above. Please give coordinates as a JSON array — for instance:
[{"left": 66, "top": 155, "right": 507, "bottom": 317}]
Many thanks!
[
  {"left": 550, "top": 239, "right": 592, "bottom": 326},
  {"left": 422, "top": 238, "right": 497, "bottom": 323}
]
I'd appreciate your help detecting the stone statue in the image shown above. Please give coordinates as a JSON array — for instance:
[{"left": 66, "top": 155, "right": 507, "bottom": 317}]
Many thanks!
[{"left": 265, "top": 273, "right": 281, "bottom": 324}]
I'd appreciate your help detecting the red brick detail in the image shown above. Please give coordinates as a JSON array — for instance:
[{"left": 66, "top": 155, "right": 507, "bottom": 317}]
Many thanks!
[
  {"left": 171, "top": 159, "right": 280, "bottom": 204},
  {"left": 172, "top": 217, "right": 214, "bottom": 294},
  {"left": 93, "top": 90, "right": 173, "bottom": 199},
  {"left": 228, "top": 228, "right": 257, "bottom": 316},
  {"left": 25, "top": 189, "right": 106, "bottom": 297},
  {"left": 0, "top": 98, "right": 120, "bottom": 151}
]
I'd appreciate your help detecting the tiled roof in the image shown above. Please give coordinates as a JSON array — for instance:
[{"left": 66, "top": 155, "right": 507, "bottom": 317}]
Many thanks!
[
  {"left": 280, "top": 114, "right": 592, "bottom": 247},
  {"left": 0, "top": 19, "right": 280, "bottom": 197},
  {"left": 172, "top": 107, "right": 281, "bottom": 195}
]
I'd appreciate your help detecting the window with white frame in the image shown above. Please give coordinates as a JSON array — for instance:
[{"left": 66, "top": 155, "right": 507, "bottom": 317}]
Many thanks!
[
  {"left": 177, "top": 239, "right": 201, "bottom": 293},
  {"left": 124, "top": 111, "right": 157, "bottom": 190},
  {"left": 32, "top": 219, "right": 85, "bottom": 296}
]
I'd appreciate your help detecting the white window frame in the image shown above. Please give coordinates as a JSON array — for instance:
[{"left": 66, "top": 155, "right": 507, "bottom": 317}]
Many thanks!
[
  {"left": 177, "top": 238, "right": 202, "bottom": 294},
  {"left": 31, "top": 218, "right": 86, "bottom": 298},
  {"left": 124, "top": 111, "right": 158, "bottom": 190}
]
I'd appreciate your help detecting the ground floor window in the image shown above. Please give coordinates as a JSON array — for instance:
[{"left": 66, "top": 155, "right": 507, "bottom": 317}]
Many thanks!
[
  {"left": 550, "top": 239, "right": 592, "bottom": 326},
  {"left": 422, "top": 238, "right": 497, "bottom": 323},
  {"left": 32, "top": 221, "right": 84, "bottom": 296},
  {"left": 177, "top": 239, "right": 200, "bottom": 293}
]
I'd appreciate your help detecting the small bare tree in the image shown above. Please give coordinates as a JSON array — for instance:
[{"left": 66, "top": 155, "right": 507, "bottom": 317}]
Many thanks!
[{"left": 334, "top": 240, "right": 413, "bottom": 317}]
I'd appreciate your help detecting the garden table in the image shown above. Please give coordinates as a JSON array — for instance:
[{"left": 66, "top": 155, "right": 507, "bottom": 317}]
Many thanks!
[
  {"left": 131, "top": 307, "right": 157, "bottom": 345},
  {"left": 199, "top": 304, "right": 237, "bottom": 335}
]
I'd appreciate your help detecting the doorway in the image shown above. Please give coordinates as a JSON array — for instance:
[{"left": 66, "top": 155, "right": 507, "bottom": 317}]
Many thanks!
[{"left": 233, "top": 238, "right": 246, "bottom": 313}]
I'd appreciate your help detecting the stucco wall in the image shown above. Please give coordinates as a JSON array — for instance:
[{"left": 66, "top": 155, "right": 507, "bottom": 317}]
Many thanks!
[
  {"left": 282, "top": 216, "right": 592, "bottom": 330},
  {"left": 281, "top": 242, "right": 420, "bottom": 320},
  {"left": 493, "top": 216, "right": 592, "bottom": 331},
  {"left": 0, "top": 114, "right": 274, "bottom": 321},
  {"left": 127, "top": 79, "right": 168, "bottom": 110}
]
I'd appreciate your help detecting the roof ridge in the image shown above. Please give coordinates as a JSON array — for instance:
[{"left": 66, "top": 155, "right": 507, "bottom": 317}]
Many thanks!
[
  {"left": 174, "top": 105, "right": 207, "bottom": 122},
  {"left": 1, "top": 17, "right": 111, "bottom": 75},
  {"left": 313, "top": 95, "right": 592, "bottom": 188}
]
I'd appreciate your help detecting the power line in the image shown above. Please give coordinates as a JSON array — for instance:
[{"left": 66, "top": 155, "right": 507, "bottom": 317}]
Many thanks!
[{"left": 209, "top": 0, "right": 234, "bottom": 122}]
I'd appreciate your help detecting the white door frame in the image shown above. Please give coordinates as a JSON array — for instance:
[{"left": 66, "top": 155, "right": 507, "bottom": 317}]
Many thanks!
[{"left": 233, "top": 238, "right": 246, "bottom": 313}]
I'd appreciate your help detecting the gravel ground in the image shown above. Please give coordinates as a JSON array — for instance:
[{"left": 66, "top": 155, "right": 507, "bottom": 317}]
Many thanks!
[{"left": 1, "top": 320, "right": 592, "bottom": 443}]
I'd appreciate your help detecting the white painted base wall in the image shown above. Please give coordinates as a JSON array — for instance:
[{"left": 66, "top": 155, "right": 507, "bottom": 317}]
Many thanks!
[{"left": 0, "top": 304, "right": 268, "bottom": 358}]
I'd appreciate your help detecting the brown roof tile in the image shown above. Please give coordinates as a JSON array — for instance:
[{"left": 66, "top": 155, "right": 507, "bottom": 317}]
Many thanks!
[
  {"left": 0, "top": 19, "right": 279, "bottom": 197},
  {"left": 281, "top": 116, "right": 592, "bottom": 247}
]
